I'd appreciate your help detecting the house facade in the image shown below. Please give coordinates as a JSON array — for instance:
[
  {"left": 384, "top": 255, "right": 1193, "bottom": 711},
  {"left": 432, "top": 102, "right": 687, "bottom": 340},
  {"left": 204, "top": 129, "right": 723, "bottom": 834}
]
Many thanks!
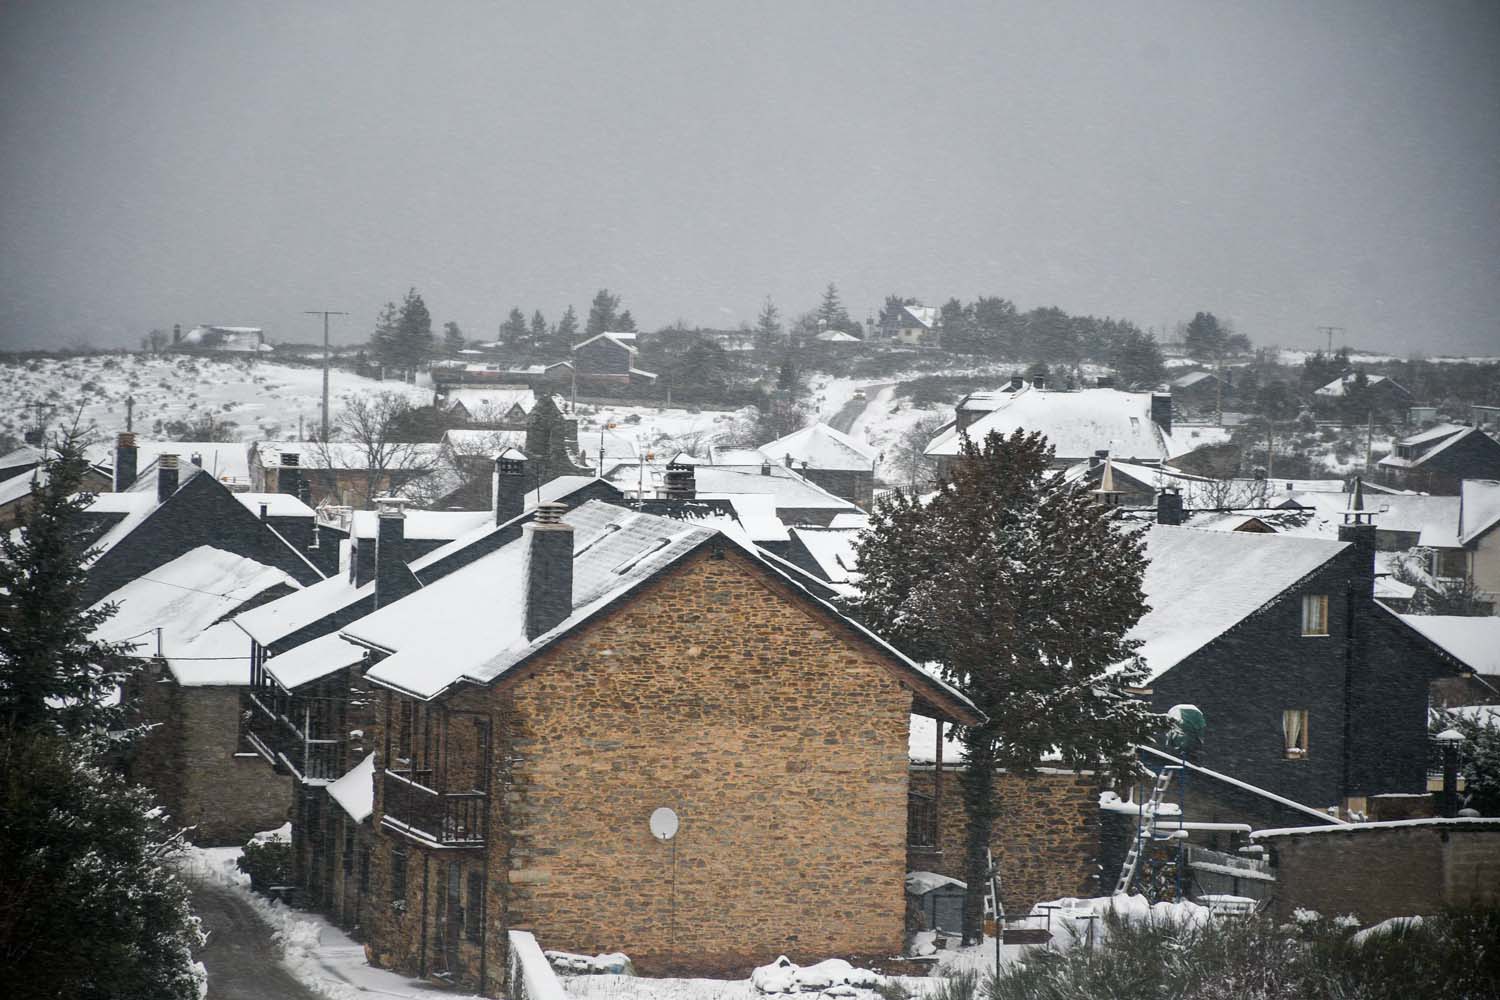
[
  {"left": 1378, "top": 424, "right": 1500, "bottom": 494},
  {"left": 571, "top": 332, "right": 657, "bottom": 387},
  {"left": 878, "top": 304, "right": 940, "bottom": 346}
]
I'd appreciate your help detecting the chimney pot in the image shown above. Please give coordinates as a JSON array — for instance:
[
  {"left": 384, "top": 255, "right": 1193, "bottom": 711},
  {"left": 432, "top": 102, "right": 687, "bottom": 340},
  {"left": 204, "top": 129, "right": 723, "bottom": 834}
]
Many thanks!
[
  {"left": 664, "top": 458, "right": 697, "bottom": 500},
  {"left": 1156, "top": 488, "right": 1185, "bottom": 527}
]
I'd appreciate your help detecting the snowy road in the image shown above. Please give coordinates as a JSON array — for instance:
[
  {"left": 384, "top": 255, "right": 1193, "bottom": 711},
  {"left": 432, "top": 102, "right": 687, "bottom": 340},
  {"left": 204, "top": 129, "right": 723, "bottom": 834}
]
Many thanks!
[{"left": 191, "top": 882, "right": 323, "bottom": 1000}]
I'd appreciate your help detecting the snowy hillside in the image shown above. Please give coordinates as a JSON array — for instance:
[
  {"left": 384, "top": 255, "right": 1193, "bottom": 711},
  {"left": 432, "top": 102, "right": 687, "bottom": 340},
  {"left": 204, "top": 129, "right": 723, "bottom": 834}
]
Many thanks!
[{"left": 0, "top": 355, "right": 431, "bottom": 445}]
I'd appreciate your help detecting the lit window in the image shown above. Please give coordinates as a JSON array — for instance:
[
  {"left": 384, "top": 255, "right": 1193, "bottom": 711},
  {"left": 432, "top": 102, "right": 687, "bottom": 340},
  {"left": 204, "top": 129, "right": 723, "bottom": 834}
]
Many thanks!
[
  {"left": 1301, "top": 594, "right": 1328, "bottom": 636},
  {"left": 1283, "top": 710, "right": 1309, "bottom": 758}
]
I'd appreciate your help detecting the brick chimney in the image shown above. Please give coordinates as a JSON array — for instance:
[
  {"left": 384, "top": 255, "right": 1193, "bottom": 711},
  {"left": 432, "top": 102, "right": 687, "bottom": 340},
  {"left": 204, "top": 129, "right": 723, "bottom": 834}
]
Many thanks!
[
  {"left": 1009, "top": 374, "right": 1024, "bottom": 391},
  {"left": 113, "top": 432, "right": 138, "bottom": 492},
  {"left": 524, "top": 502, "right": 574, "bottom": 641},
  {"left": 664, "top": 457, "right": 696, "bottom": 500},
  {"left": 1032, "top": 374, "right": 1046, "bottom": 390},
  {"left": 374, "top": 498, "right": 407, "bottom": 609},
  {"left": 493, "top": 448, "right": 528, "bottom": 526},
  {"left": 1156, "top": 488, "right": 1184, "bottom": 526},
  {"left": 156, "top": 453, "right": 179, "bottom": 504},
  {"left": 1150, "top": 392, "right": 1173, "bottom": 435},
  {"left": 1337, "top": 477, "right": 1376, "bottom": 596}
]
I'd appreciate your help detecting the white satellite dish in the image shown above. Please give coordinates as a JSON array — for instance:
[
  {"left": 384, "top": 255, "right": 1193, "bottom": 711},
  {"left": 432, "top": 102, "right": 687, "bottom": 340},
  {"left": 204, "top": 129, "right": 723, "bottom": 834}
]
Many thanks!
[{"left": 649, "top": 807, "right": 679, "bottom": 841}]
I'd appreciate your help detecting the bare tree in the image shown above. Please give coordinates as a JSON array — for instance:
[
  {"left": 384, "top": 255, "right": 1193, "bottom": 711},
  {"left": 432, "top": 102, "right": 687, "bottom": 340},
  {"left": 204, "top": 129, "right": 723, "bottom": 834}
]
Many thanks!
[
  {"left": 309, "top": 392, "right": 441, "bottom": 508},
  {"left": 891, "top": 412, "right": 947, "bottom": 491}
]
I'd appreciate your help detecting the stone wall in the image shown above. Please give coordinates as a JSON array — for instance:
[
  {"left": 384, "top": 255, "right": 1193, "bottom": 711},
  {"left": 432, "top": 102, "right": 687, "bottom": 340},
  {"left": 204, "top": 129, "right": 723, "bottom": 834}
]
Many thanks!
[
  {"left": 1256, "top": 820, "right": 1500, "bottom": 922},
  {"left": 906, "top": 767, "right": 1099, "bottom": 916}
]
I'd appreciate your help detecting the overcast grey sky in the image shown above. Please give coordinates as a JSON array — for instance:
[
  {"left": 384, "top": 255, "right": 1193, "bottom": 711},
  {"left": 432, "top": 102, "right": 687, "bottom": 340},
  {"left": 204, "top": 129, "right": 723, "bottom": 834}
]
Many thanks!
[{"left": 2, "top": 0, "right": 1496, "bottom": 355}]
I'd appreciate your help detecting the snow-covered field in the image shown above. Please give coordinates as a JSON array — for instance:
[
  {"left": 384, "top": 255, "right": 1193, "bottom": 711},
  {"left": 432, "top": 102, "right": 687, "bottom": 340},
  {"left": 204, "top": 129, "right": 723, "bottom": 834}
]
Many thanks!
[{"left": 0, "top": 355, "right": 431, "bottom": 445}]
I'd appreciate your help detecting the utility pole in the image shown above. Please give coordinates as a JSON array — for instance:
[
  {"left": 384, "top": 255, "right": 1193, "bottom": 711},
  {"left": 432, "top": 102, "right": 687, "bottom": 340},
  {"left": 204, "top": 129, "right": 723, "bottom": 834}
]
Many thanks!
[
  {"left": 305, "top": 310, "right": 348, "bottom": 441},
  {"left": 1316, "top": 325, "right": 1344, "bottom": 355}
]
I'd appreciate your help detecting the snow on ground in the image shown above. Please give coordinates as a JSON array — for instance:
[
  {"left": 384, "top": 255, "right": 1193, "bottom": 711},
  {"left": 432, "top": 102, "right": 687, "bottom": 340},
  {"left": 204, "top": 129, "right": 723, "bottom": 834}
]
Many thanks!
[
  {"left": 573, "top": 402, "right": 751, "bottom": 456},
  {"left": 180, "top": 844, "right": 484, "bottom": 1000},
  {"left": 0, "top": 355, "right": 431, "bottom": 445}
]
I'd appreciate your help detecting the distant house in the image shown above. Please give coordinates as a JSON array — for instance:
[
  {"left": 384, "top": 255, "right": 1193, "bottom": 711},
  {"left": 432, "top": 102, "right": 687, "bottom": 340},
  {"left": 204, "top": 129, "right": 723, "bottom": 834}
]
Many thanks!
[
  {"left": 109, "top": 546, "right": 301, "bottom": 843},
  {"left": 438, "top": 385, "right": 535, "bottom": 427},
  {"left": 571, "top": 332, "right": 657, "bottom": 387},
  {"left": 249, "top": 441, "right": 444, "bottom": 509},
  {"left": 1377, "top": 424, "right": 1500, "bottom": 494},
  {"left": 926, "top": 382, "right": 1179, "bottom": 473},
  {"left": 815, "top": 329, "right": 861, "bottom": 344},
  {"left": 1399, "top": 614, "right": 1500, "bottom": 709},
  {"left": 77, "top": 434, "right": 326, "bottom": 606},
  {"left": 1130, "top": 511, "right": 1456, "bottom": 816},
  {"left": 430, "top": 361, "right": 574, "bottom": 394},
  {"left": 604, "top": 459, "right": 863, "bottom": 526},
  {"left": 0, "top": 446, "right": 112, "bottom": 530},
  {"left": 878, "top": 304, "right": 940, "bottom": 346},
  {"left": 1169, "top": 370, "right": 1227, "bottom": 411},
  {"left": 1314, "top": 372, "right": 1413, "bottom": 411},
  {"left": 1413, "top": 479, "right": 1500, "bottom": 605},
  {"left": 756, "top": 422, "right": 878, "bottom": 507},
  {"left": 173, "top": 324, "right": 272, "bottom": 354}
]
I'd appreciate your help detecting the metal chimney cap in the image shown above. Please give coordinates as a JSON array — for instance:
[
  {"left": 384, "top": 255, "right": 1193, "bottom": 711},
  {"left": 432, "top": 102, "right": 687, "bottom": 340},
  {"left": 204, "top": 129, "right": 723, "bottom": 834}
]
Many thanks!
[
  {"left": 117, "top": 432, "right": 137, "bottom": 447},
  {"left": 533, "top": 501, "right": 568, "bottom": 525},
  {"left": 159, "top": 453, "right": 179, "bottom": 468},
  {"left": 375, "top": 497, "right": 407, "bottom": 518}
]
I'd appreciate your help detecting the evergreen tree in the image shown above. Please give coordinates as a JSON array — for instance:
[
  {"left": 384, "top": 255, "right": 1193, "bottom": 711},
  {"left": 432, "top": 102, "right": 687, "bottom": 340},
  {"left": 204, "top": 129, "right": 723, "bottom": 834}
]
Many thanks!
[
  {"left": 555, "top": 305, "right": 580, "bottom": 348},
  {"left": 776, "top": 356, "right": 800, "bottom": 396},
  {"left": 816, "top": 282, "right": 850, "bottom": 331},
  {"left": 754, "top": 296, "right": 783, "bottom": 352},
  {"left": 1183, "top": 311, "right": 1232, "bottom": 361},
  {"left": 393, "top": 288, "right": 433, "bottom": 371},
  {"left": 1108, "top": 324, "right": 1166, "bottom": 387},
  {"left": 499, "top": 308, "right": 529, "bottom": 350},
  {"left": 442, "top": 321, "right": 465, "bottom": 356},
  {"left": 530, "top": 310, "right": 548, "bottom": 348},
  {"left": 370, "top": 301, "right": 400, "bottom": 369},
  {"left": 0, "top": 433, "right": 136, "bottom": 736},
  {"left": 852, "top": 430, "right": 1160, "bottom": 943},
  {"left": 616, "top": 309, "right": 637, "bottom": 332},
  {"left": 586, "top": 289, "right": 622, "bottom": 336}
]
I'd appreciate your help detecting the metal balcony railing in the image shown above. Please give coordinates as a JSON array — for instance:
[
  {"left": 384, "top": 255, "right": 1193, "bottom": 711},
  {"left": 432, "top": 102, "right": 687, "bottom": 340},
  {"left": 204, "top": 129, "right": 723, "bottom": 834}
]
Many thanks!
[{"left": 382, "top": 768, "right": 487, "bottom": 846}]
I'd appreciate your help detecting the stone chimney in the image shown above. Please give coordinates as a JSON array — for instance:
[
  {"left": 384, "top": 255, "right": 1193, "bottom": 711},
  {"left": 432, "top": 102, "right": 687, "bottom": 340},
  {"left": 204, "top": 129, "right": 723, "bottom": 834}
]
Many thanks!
[
  {"left": 1337, "top": 477, "right": 1377, "bottom": 596},
  {"left": 1032, "top": 374, "right": 1046, "bottom": 390},
  {"left": 374, "top": 498, "right": 407, "bottom": 609},
  {"left": 113, "top": 432, "right": 138, "bottom": 492},
  {"left": 1009, "top": 374, "right": 1025, "bottom": 391},
  {"left": 1151, "top": 392, "right": 1173, "bottom": 435},
  {"left": 172, "top": 323, "right": 182, "bottom": 344},
  {"left": 1156, "top": 488, "right": 1184, "bottom": 526},
  {"left": 279, "top": 452, "right": 301, "bottom": 498},
  {"left": 156, "top": 453, "right": 179, "bottom": 504},
  {"left": 524, "top": 502, "right": 574, "bottom": 641},
  {"left": 664, "top": 457, "right": 696, "bottom": 500},
  {"left": 1089, "top": 448, "right": 1109, "bottom": 470},
  {"left": 493, "top": 448, "right": 528, "bottom": 526}
]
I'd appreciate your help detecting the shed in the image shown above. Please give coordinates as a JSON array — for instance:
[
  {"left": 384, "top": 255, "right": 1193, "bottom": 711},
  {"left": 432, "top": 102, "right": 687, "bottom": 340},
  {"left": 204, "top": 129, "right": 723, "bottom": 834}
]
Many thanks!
[{"left": 905, "top": 870, "right": 967, "bottom": 934}]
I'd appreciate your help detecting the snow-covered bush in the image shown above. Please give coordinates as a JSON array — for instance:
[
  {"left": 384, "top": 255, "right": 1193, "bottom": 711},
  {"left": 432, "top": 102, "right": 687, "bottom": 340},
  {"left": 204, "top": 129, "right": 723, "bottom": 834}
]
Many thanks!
[{"left": 237, "top": 837, "right": 291, "bottom": 892}]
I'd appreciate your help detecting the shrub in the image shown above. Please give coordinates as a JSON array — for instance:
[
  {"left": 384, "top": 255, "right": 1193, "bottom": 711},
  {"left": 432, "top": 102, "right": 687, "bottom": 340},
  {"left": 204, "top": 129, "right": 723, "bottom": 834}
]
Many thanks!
[{"left": 237, "top": 837, "right": 291, "bottom": 892}]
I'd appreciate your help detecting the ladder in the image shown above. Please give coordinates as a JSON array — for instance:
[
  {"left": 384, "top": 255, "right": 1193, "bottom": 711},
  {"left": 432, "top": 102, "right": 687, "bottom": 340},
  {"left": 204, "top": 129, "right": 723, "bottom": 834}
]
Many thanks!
[
  {"left": 1113, "top": 767, "right": 1178, "bottom": 896},
  {"left": 983, "top": 848, "right": 1002, "bottom": 924}
]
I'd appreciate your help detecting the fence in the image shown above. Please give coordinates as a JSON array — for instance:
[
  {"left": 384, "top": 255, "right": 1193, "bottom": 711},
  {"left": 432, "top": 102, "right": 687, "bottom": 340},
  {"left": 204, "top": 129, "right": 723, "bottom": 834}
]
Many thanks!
[{"left": 507, "top": 930, "right": 567, "bottom": 1000}]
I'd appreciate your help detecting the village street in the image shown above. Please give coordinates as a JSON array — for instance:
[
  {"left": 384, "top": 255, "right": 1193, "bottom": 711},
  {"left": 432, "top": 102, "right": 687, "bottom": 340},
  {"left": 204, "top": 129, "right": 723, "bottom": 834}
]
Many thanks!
[{"left": 190, "top": 881, "right": 321, "bottom": 1000}]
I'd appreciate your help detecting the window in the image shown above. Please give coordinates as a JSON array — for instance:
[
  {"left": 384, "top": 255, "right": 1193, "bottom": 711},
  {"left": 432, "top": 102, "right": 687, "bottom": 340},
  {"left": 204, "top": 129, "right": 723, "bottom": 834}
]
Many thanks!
[
  {"left": 392, "top": 845, "right": 408, "bottom": 900},
  {"left": 359, "top": 847, "right": 371, "bottom": 894},
  {"left": 467, "top": 873, "right": 484, "bottom": 943},
  {"left": 1283, "top": 710, "right": 1309, "bottom": 758},
  {"left": 1301, "top": 594, "right": 1328, "bottom": 636}
]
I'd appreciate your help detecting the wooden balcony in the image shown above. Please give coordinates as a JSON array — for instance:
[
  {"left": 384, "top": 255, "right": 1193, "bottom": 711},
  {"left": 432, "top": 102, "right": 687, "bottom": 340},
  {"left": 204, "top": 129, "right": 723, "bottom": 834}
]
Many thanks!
[{"left": 382, "top": 768, "right": 487, "bottom": 847}]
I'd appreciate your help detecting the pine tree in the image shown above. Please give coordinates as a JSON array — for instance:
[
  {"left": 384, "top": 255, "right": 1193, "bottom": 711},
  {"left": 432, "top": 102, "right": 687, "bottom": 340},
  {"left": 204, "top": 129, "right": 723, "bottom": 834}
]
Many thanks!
[
  {"left": 755, "top": 296, "right": 783, "bottom": 352},
  {"left": 393, "top": 288, "right": 433, "bottom": 372},
  {"left": 370, "top": 301, "right": 400, "bottom": 369},
  {"left": 1183, "top": 311, "right": 1226, "bottom": 361},
  {"left": 586, "top": 289, "right": 622, "bottom": 336},
  {"left": 442, "top": 320, "right": 465, "bottom": 356},
  {"left": 555, "top": 305, "right": 579, "bottom": 345},
  {"left": 816, "top": 282, "right": 850, "bottom": 331},
  {"left": 853, "top": 429, "right": 1160, "bottom": 943},
  {"left": 499, "top": 307, "right": 529, "bottom": 350},
  {"left": 530, "top": 310, "right": 548, "bottom": 348},
  {"left": 0, "top": 432, "right": 136, "bottom": 736},
  {"left": 616, "top": 309, "right": 636, "bottom": 332}
]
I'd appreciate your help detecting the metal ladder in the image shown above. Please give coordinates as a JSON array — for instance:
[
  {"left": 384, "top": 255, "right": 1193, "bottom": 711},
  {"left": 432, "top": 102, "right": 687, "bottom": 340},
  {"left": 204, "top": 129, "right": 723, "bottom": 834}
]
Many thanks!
[
  {"left": 983, "top": 848, "right": 1002, "bottom": 924},
  {"left": 1112, "top": 767, "right": 1178, "bottom": 895}
]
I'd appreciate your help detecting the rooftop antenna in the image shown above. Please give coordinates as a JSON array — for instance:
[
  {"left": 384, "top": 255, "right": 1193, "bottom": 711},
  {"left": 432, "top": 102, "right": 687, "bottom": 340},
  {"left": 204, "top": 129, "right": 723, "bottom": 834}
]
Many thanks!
[{"left": 305, "top": 310, "right": 348, "bottom": 440}]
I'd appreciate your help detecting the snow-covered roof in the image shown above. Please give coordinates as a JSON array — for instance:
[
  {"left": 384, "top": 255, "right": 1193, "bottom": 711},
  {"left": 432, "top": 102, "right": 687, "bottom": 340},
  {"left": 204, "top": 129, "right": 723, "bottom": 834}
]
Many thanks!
[
  {"left": 759, "top": 422, "right": 877, "bottom": 472},
  {"left": 263, "top": 631, "right": 367, "bottom": 690},
  {"left": 441, "top": 428, "right": 527, "bottom": 455},
  {"left": 789, "top": 526, "right": 863, "bottom": 586},
  {"left": 352, "top": 500, "right": 981, "bottom": 724},
  {"left": 328, "top": 752, "right": 375, "bottom": 823},
  {"left": 1283, "top": 491, "right": 1460, "bottom": 545},
  {"left": 1142, "top": 746, "right": 1345, "bottom": 826},
  {"left": 1129, "top": 526, "right": 1349, "bottom": 681},
  {"left": 1314, "top": 373, "right": 1403, "bottom": 397},
  {"left": 708, "top": 447, "right": 768, "bottom": 466},
  {"left": 85, "top": 441, "right": 254, "bottom": 484},
  {"left": 1446, "top": 704, "right": 1500, "bottom": 728},
  {"left": 235, "top": 492, "right": 315, "bottom": 519},
  {"left": 232, "top": 569, "right": 369, "bottom": 646},
  {"left": 1459, "top": 479, "right": 1500, "bottom": 545},
  {"left": 828, "top": 512, "right": 870, "bottom": 529},
  {"left": 0, "top": 445, "right": 43, "bottom": 473},
  {"left": 901, "top": 305, "right": 938, "bottom": 329},
  {"left": 1253, "top": 816, "right": 1500, "bottom": 839},
  {"left": 1378, "top": 425, "right": 1486, "bottom": 470},
  {"left": 79, "top": 491, "right": 161, "bottom": 562},
  {"left": 442, "top": 386, "right": 534, "bottom": 415},
  {"left": 1170, "top": 371, "right": 1217, "bottom": 389},
  {"left": 254, "top": 441, "right": 442, "bottom": 470},
  {"left": 926, "top": 387, "right": 1177, "bottom": 462},
  {"left": 816, "top": 330, "right": 861, "bottom": 343},
  {"left": 571, "top": 332, "right": 639, "bottom": 354},
  {"left": 605, "top": 463, "right": 859, "bottom": 514},
  {"left": 90, "top": 546, "right": 299, "bottom": 681},
  {"left": 1394, "top": 614, "right": 1500, "bottom": 676},
  {"left": 698, "top": 493, "right": 789, "bottom": 543},
  {"left": 0, "top": 468, "right": 41, "bottom": 507},
  {"left": 349, "top": 509, "right": 493, "bottom": 540}
]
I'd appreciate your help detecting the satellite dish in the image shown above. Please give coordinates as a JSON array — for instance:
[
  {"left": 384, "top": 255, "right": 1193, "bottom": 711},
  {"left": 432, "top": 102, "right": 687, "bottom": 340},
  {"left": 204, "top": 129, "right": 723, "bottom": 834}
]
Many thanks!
[{"left": 649, "top": 807, "right": 679, "bottom": 841}]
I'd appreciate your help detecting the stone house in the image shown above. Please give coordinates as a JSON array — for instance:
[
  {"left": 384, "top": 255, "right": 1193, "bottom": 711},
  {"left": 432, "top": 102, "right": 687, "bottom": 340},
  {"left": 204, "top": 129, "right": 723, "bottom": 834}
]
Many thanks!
[
  {"left": 249, "top": 441, "right": 445, "bottom": 509},
  {"left": 878, "top": 304, "right": 940, "bottom": 346},
  {"left": 301, "top": 498, "right": 979, "bottom": 992},
  {"left": 1313, "top": 372, "right": 1414, "bottom": 414},
  {"left": 0, "top": 445, "right": 112, "bottom": 530},
  {"left": 104, "top": 545, "right": 302, "bottom": 843},
  {"left": 757, "top": 423, "right": 877, "bottom": 508},
  {"left": 570, "top": 332, "right": 657, "bottom": 387},
  {"left": 1131, "top": 504, "right": 1458, "bottom": 817},
  {"left": 1377, "top": 424, "right": 1500, "bottom": 494}
]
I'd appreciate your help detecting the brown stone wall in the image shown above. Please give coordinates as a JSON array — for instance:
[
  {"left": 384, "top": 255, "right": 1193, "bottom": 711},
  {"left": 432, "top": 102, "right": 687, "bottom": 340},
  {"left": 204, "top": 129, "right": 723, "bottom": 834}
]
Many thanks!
[
  {"left": 907, "top": 767, "right": 1099, "bottom": 915},
  {"left": 497, "top": 546, "right": 913, "bottom": 976},
  {"left": 1260, "top": 822, "right": 1500, "bottom": 922}
]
